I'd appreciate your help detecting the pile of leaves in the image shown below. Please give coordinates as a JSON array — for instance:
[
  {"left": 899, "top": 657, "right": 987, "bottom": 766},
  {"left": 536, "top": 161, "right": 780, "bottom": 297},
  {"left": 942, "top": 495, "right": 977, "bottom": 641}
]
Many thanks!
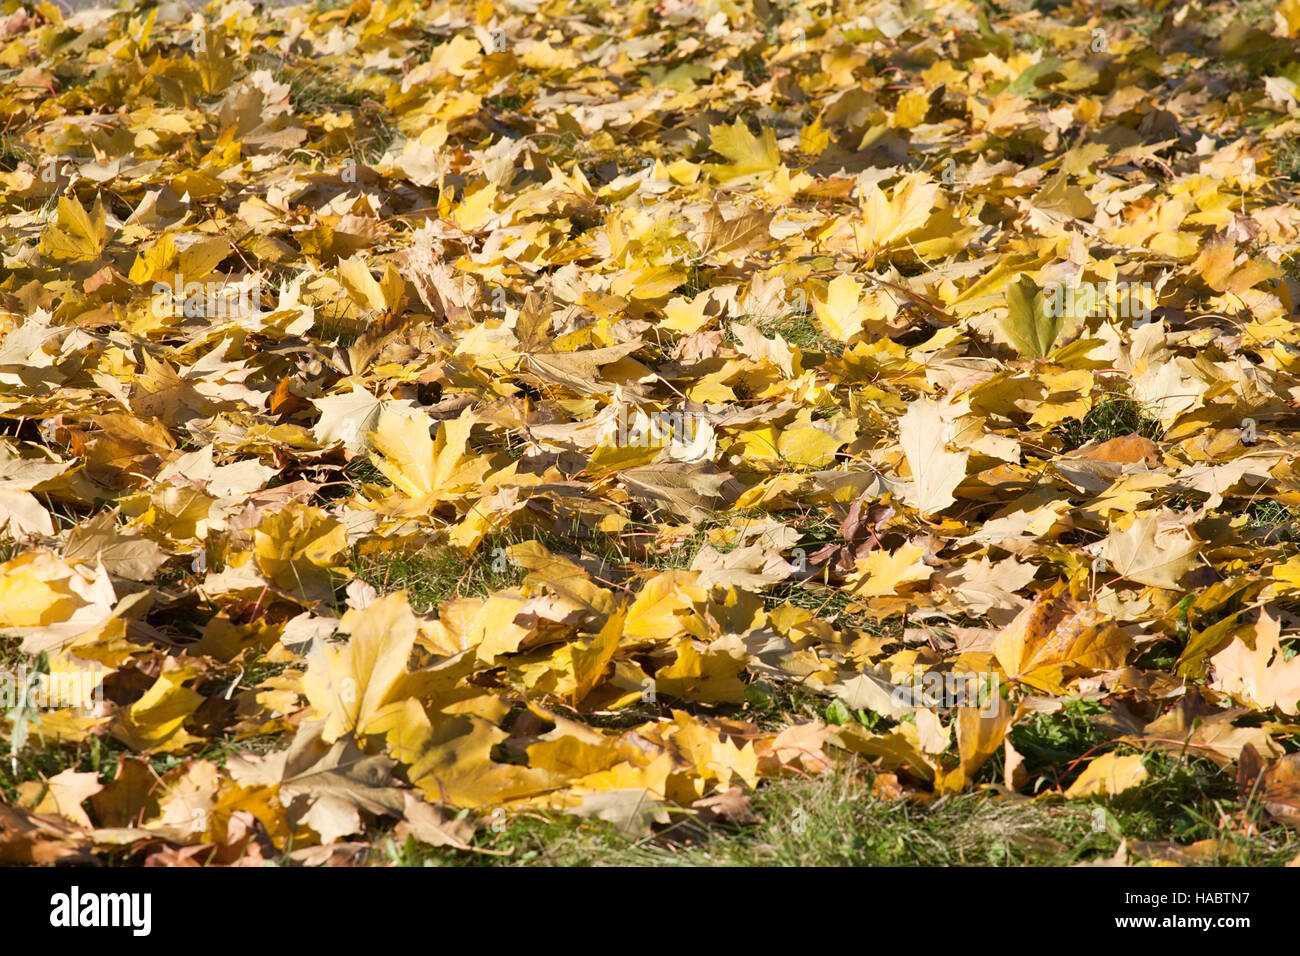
[{"left": 3, "top": 0, "right": 1300, "bottom": 865}]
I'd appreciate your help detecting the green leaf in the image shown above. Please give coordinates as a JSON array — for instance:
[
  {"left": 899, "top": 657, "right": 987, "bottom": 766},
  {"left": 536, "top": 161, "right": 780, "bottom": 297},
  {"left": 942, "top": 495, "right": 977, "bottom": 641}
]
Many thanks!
[
  {"left": 825, "top": 698, "right": 852, "bottom": 725},
  {"left": 999, "top": 274, "right": 1063, "bottom": 359},
  {"left": 745, "top": 683, "right": 775, "bottom": 709},
  {"left": 1008, "top": 57, "right": 1067, "bottom": 98}
]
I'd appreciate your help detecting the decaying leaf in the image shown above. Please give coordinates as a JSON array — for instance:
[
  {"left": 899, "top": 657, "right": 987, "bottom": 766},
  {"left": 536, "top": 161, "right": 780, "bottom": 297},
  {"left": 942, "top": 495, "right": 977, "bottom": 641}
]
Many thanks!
[{"left": 994, "top": 588, "right": 1132, "bottom": 694}]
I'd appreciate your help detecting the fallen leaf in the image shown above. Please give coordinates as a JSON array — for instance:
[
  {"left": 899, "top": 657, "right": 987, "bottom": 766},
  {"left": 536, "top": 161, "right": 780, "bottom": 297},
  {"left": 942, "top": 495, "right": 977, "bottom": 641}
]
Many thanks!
[
  {"left": 897, "top": 400, "right": 968, "bottom": 517},
  {"left": 1064, "top": 753, "right": 1148, "bottom": 798}
]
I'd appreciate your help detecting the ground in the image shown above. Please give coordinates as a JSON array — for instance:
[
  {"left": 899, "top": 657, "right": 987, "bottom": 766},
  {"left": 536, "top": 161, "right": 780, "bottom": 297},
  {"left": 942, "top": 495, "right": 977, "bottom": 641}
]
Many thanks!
[{"left": 1, "top": 0, "right": 1300, "bottom": 867}]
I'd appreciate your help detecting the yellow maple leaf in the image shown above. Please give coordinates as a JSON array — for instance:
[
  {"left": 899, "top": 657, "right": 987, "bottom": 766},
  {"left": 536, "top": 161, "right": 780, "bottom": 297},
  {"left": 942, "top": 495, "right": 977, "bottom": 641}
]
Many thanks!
[
  {"left": 707, "top": 119, "right": 781, "bottom": 182},
  {"left": 112, "top": 666, "right": 204, "bottom": 753},
  {"left": 338, "top": 255, "right": 405, "bottom": 312},
  {"left": 898, "top": 399, "right": 969, "bottom": 517},
  {"left": 843, "top": 543, "right": 934, "bottom": 598},
  {"left": 654, "top": 635, "right": 748, "bottom": 704},
  {"left": 253, "top": 503, "right": 349, "bottom": 603},
  {"left": 1104, "top": 511, "right": 1200, "bottom": 589},
  {"left": 849, "top": 173, "right": 938, "bottom": 251},
  {"left": 408, "top": 714, "right": 564, "bottom": 808},
  {"left": 1278, "top": 0, "right": 1300, "bottom": 37},
  {"left": 994, "top": 587, "right": 1131, "bottom": 694},
  {"left": 569, "top": 606, "right": 627, "bottom": 706},
  {"left": 1064, "top": 752, "right": 1148, "bottom": 798},
  {"left": 665, "top": 711, "right": 759, "bottom": 790},
  {"left": 38, "top": 194, "right": 109, "bottom": 262},
  {"left": 451, "top": 182, "right": 498, "bottom": 231},
  {"left": 999, "top": 274, "right": 1064, "bottom": 359},
  {"left": 368, "top": 406, "right": 489, "bottom": 504},
  {"left": 892, "top": 90, "right": 930, "bottom": 128},
  {"left": 937, "top": 699, "right": 1016, "bottom": 794},
  {"left": 128, "top": 234, "right": 179, "bottom": 284},
  {"left": 799, "top": 115, "right": 830, "bottom": 155},
  {"left": 623, "top": 570, "right": 707, "bottom": 644},
  {"left": 1210, "top": 608, "right": 1300, "bottom": 715},
  {"left": 300, "top": 591, "right": 418, "bottom": 743},
  {"left": 814, "top": 274, "right": 872, "bottom": 342}
]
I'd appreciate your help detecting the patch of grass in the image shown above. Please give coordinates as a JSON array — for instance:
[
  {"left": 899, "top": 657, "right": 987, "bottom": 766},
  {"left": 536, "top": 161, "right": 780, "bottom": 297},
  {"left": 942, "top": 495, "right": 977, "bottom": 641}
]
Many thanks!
[
  {"left": 765, "top": 580, "right": 889, "bottom": 630},
  {"left": 210, "top": 657, "right": 289, "bottom": 694},
  {"left": 350, "top": 535, "right": 534, "bottom": 611},
  {"left": 1057, "top": 393, "right": 1163, "bottom": 451},
  {"left": 312, "top": 459, "right": 382, "bottom": 507},
  {"left": 1245, "top": 499, "right": 1300, "bottom": 543},
  {"left": 1229, "top": 0, "right": 1285, "bottom": 29},
  {"left": 750, "top": 680, "right": 820, "bottom": 720},
  {"left": 370, "top": 746, "right": 1300, "bottom": 866},
  {"left": 1006, "top": 697, "right": 1111, "bottom": 793},
  {"left": 341, "top": 455, "right": 389, "bottom": 489},
  {"left": 352, "top": 116, "right": 398, "bottom": 165},
  {"left": 790, "top": 509, "right": 842, "bottom": 546},
  {"left": 752, "top": 312, "right": 844, "bottom": 357},
  {"left": 1276, "top": 140, "right": 1300, "bottom": 184},
  {"left": 1103, "top": 754, "right": 1245, "bottom": 847},
  {"left": 1133, "top": 639, "right": 1182, "bottom": 671},
  {"left": 150, "top": 558, "right": 196, "bottom": 591},
  {"left": 310, "top": 300, "right": 364, "bottom": 346},
  {"left": 279, "top": 66, "right": 367, "bottom": 114},
  {"left": 377, "top": 763, "right": 1142, "bottom": 866},
  {"left": 991, "top": 700, "right": 1298, "bottom": 860},
  {"left": 679, "top": 264, "right": 710, "bottom": 299},
  {"left": 737, "top": 48, "right": 771, "bottom": 85},
  {"left": 1017, "top": 30, "right": 1048, "bottom": 52},
  {"left": 639, "top": 508, "right": 771, "bottom": 571},
  {"left": 0, "top": 742, "right": 90, "bottom": 805},
  {"left": 0, "top": 134, "right": 34, "bottom": 173},
  {"left": 0, "top": 634, "right": 24, "bottom": 672},
  {"left": 485, "top": 93, "right": 525, "bottom": 111}
]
